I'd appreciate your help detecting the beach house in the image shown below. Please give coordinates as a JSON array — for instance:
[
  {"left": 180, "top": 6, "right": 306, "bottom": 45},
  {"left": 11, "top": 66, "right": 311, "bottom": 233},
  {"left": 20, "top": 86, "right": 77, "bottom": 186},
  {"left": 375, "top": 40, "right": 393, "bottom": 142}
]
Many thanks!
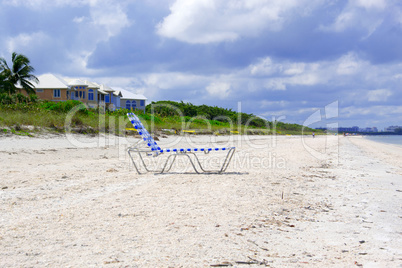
[
  {"left": 29, "top": 73, "right": 147, "bottom": 111},
  {"left": 114, "top": 87, "right": 147, "bottom": 112},
  {"left": 30, "top": 73, "right": 70, "bottom": 102}
]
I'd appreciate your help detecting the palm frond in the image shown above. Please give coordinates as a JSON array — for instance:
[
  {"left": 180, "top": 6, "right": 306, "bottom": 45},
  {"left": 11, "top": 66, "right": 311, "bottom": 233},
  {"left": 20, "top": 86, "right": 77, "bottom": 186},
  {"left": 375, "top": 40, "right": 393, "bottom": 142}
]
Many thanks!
[{"left": 1, "top": 52, "right": 38, "bottom": 95}]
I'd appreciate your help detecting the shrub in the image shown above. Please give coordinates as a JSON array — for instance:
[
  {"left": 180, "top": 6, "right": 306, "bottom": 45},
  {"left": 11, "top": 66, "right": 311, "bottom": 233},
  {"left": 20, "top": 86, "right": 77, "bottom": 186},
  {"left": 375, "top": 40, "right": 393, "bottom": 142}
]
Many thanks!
[
  {"left": 40, "top": 100, "right": 83, "bottom": 113},
  {"left": 0, "top": 93, "right": 13, "bottom": 104}
]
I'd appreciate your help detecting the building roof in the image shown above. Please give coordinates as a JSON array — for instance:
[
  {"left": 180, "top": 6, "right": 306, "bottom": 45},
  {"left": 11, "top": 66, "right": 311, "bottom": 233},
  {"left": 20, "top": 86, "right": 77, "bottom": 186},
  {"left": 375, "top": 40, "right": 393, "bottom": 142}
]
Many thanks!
[
  {"left": 99, "top": 84, "right": 115, "bottom": 92},
  {"left": 84, "top": 80, "right": 100, "bottom": 88},
  {"left": 116, "top": 87, "right": 147, "bottom": 100},
  {"left": 33, "top": 73, "right": 69, "bottom": 89},
  {"left": 66, "top": 79, "right": 88, "bottom": 87},
  {"left": 97, "top": 89, "right": 108, "bottom": 95},
  {"left": 32, "top": 74, "right": 147, "bottom": 101},
  {"left": 112, "top": 90, "right": 122, "bottom": 97}
]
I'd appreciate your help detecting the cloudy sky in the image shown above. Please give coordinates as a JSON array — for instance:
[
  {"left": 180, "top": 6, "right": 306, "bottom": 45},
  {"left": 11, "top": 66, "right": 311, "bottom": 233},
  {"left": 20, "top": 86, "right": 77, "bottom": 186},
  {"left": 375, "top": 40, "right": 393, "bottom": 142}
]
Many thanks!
[{"left": 1, "top": 0, "right": 401, "bottom": 129}]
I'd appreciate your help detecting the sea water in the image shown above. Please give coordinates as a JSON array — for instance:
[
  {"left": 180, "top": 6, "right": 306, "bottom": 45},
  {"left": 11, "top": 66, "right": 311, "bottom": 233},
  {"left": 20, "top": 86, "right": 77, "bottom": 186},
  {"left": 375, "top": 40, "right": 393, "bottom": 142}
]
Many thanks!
[{"left": 364, "top": 135, "right": 402, "bottom": 146}]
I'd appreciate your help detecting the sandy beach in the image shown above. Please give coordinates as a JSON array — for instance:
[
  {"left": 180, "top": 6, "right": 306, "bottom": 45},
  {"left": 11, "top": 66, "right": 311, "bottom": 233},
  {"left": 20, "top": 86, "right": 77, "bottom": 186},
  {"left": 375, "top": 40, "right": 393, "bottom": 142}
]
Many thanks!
[{"left": 0, "top": 133, "right": 401, "bottom": 267}]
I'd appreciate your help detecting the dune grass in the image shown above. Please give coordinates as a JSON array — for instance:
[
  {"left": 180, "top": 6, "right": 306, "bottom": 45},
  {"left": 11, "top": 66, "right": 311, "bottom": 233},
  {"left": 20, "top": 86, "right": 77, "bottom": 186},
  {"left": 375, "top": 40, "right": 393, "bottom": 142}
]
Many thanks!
[{"left": 0, "top": 99, "right": 321, "bottom": 136}]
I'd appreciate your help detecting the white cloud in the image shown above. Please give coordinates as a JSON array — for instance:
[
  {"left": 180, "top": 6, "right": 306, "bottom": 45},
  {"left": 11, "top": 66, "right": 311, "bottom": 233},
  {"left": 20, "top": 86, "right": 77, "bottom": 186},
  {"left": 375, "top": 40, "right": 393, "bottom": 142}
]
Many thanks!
[
  {"left": 320, "top": 0, "right": 387, "bottom": 36},
  {"left": 264, "top": 79, "right": 287, "bottom": 90},
  {"left": 206, "top": 82, "right": 231, "bottom": 99},
  {"left": 244, "top": 52, "right": 381, "bottom": 92},
  {"left": 342, "top": 105, "right": 402, "bottom": 118},
  {"left": 260, "top": 100, "right": 288, "bottom": 108},
  {"left": 143, "top": 72, "right": 207, "bottom": 90},
  {"left": 367, "top": 89, "right": 392, "bottom": 102},
  {"left": 3, "top": 0, "right": 87, "bottom": 9},
  {"left": 355, "top": 0, "right": 386, "bottom": 10},
  {"left": 248, "top": 57, "right": 328, "bottom": 89},
  {"left": 336, "top": 53, "right": 363, "bottom": 75},
  {"left": 88, "top": 0, "right": 131, "bottom": 39},
  {"left": 3, "top": 0, "right": 130, "bottom": 37},
  {"left": 157, "top": 0, "right": 322, "bottom": 44},
  {"left": 283, "top": 63, "right": 305, "bottom": 75},
  {"left": 288, "top": 73, "right": 321, "bottom": 86},
  {"left": 73, "top": 16, "right": 86, "bottom": 23},
  {"left": 250, "top": 57, "right": 281, "bottom": 76},
  {"left": 6, "top": 32, "right": 50, "bottom": 53},
  {"left": 2, "top": 0, "right": 131, "bottom": 76}
]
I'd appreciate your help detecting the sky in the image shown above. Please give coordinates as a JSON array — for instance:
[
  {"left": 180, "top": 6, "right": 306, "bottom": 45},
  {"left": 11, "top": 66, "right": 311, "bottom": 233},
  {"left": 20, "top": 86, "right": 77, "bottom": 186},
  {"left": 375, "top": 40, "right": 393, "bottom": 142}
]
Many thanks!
[{"left": 0, "top": 0, "right": 401, "bottom": 129}]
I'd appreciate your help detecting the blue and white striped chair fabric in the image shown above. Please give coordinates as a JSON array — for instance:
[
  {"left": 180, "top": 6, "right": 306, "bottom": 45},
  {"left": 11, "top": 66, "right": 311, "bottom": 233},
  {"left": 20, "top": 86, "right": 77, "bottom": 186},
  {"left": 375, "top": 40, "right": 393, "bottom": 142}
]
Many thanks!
[
  {"left": 128, "top": 112, "right": 233, "bottom": 154},
  {"left": 127, "top": 113, "right": 161, "bottom": 153},
  {"left": 159, "top": 147, "right": 234, "bottom": 153},
  {"left": 127, "top": 112, "right": 236, "bottom": 174}
]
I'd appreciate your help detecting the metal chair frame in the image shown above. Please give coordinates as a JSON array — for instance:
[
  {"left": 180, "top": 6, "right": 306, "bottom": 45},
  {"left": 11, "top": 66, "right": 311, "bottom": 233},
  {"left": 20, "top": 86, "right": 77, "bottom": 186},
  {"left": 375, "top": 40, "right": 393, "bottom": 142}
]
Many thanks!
[{"left": 127, "top": 113, "right": 236, "bottom": 174}]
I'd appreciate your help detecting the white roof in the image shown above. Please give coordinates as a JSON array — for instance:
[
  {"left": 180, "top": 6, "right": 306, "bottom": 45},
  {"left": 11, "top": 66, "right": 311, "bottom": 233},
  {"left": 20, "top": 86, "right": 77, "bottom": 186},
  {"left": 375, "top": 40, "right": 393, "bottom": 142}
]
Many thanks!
[
  {"left": 67, "top": 79, "right": 87, "bottom": 87},
  {"left": 98, "top": 89, "right": 108, "bottom": 95},
  {"left": 84, "top": 80, "right": 100, "bottom": 88},
  {"left": 116, "top": 88, "right": 147, "bottom": 100},
  {"left": 113, "top": 90, "right": 122, "bottom": 97},
  {"left": 99, "top": 84, "right": 115, "bottom": 92},
  {"left": 32, "top": 74, "right": 147, "bottom": 101},
  {"left": 33, "top": 74, "right": 69, "bottom": 89}
]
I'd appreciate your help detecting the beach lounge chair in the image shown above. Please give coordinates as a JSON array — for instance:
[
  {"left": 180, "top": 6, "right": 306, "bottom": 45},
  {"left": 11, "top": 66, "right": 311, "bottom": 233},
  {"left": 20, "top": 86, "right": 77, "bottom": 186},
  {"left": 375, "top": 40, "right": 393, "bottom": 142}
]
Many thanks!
[{"left": 127, "top": 113, "right": 236, "bottom": 174}]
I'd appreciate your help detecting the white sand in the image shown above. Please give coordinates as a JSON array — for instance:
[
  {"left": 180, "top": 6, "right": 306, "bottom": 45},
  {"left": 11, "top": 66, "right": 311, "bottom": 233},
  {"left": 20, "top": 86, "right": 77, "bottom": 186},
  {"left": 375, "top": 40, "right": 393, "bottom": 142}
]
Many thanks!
[{"left": 0, "top": 133, "right": 401, "bottom": 267}]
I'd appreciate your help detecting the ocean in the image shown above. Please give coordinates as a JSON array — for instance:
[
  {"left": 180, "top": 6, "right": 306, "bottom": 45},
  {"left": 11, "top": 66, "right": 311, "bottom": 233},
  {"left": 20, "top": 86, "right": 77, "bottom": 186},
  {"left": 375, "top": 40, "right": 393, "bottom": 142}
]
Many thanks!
[{"left": 364, "top": 135, "right": 402, "bottom": 146}]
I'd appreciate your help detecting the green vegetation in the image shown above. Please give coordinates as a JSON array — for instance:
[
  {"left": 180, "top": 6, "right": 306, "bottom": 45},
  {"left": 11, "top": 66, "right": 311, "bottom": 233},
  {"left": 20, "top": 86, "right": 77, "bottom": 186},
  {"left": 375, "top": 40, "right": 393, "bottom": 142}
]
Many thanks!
[
  {"left": 0, "top": 97, "right": 321, "bottom": 136},
  {"left": 0, "top": 51, "right": 321, "bottom": 136},
  {"left": 0, "top": 52, "right": 38, "bottom": 95},
  {"left": 145, "top": 101, "right": 320, "bottom": 135}
]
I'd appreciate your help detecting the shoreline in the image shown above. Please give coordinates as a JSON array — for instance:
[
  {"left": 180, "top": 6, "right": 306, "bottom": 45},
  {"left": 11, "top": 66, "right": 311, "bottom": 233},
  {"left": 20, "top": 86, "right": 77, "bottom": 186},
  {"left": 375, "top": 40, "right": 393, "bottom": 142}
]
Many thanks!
[
  {"left": 1, "top": 134, "right": 401, "bottom": 266},
  {"left": 348, "top": 136, "right": 402, "bottom": 170},
  {"left": 361, "top": 135, "right": 402, "bottom": 147}
]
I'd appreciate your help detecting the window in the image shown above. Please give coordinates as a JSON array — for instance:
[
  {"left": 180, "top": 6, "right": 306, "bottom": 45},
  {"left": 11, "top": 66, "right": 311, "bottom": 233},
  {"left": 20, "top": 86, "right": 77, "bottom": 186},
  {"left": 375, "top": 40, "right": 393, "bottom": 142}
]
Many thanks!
[
  {"left": 36, "top": 89, "right": 44, "bottom": 93},
  {"left": 105, "top": 94, "right": 110, "bottom": 103},
  {"left": 79, "top": 91, "right": 82, "bottom": 98},
  {"left": 140, "top": 100, "right": 145, "bottom": 106},
  {"left": 75, "top": 91, "right": 79, "bottom": 98},
  {"left": 132, "top": 100, "right": 137, "bottom": 108},
  {"left": 82, "top": 91, "right": 86, "bottom": 99},
  {"left": 126, "top": 100, "right": 131, "bottom": 109},
  {"left": 88, "top": 89, "right": 94, "bottom": 101},
  {"left": 53, "top": 89, "right": 61, "bottom": 98}
]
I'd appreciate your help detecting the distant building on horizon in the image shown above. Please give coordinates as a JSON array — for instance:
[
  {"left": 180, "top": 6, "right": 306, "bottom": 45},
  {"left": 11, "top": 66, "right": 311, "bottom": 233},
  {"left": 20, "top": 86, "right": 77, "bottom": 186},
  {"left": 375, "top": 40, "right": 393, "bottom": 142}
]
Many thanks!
[
  {"left": 337, "top": 126, "right": 360, "bottom": 133},
  {"left": 316, "top": 126, "right": 387, "bottom": 133},
  {"left": 385, "top": 126, "right": 402, "bottom": 132},
  {"left": 359, "top": 127, "right": 378, "bottom": 133},
  {"left": 317, "top": 125, "right": 402, "bottom": 133}
]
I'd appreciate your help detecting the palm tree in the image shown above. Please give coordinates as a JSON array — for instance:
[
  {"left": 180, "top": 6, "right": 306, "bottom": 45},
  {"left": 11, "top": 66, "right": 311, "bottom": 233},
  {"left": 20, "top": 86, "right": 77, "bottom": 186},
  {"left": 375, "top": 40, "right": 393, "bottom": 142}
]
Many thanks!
[
  {"left": 0, "top": 72, "right": 14, "bottom": 94},
  {"left": 0, "top": 52, "right": 38, "bottom": 95}
]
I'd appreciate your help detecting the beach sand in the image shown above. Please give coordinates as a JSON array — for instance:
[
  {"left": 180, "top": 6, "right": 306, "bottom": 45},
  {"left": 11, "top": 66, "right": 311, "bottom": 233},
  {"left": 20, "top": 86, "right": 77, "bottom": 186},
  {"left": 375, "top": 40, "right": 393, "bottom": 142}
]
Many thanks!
[{"left": 0, "top": 133, "right": 401, "bottom": 267}]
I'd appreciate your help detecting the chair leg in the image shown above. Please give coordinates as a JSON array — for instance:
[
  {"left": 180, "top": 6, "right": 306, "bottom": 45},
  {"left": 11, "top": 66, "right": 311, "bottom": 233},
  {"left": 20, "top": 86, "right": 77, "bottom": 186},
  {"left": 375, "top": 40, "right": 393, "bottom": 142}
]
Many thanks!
[
  {"left": 184, "top": 154, "right": 202, "bottom": 174},
  {"left": 193, "top": 148, "right": 235, "bottom": 174},
  {"left": 129, "top": 148, "right": 236, "bottom": 174},
  {"left": 128, "top": 148, "right": 161, "bottom": 174},
  {"left": 219, "top": 148, "right": 236, "bottom": 173},
  {"left": 187, "top": 149, "right": 236, "bottom": 174},
  {"left": 128, "top": 149, "right": 143, "bottom": 174},
  {"left": 160, "top": 154, "right": 178, "bottom": 173}
]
